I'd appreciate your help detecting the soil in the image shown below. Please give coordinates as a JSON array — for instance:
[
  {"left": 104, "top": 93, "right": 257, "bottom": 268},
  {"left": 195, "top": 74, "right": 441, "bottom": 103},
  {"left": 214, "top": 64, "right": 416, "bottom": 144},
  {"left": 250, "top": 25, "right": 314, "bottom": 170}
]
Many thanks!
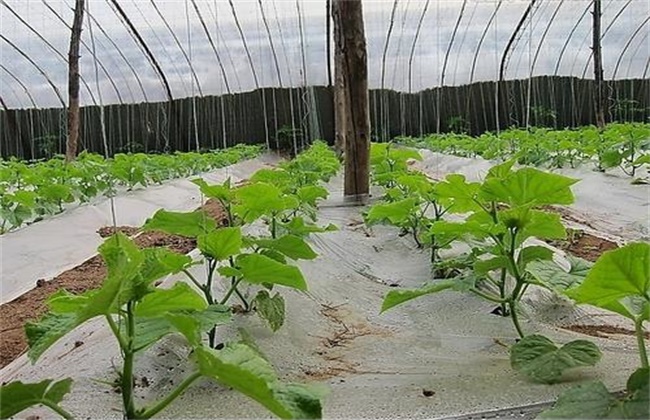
[
  {"left": 0, "top": 200, "right": 227, "bottom": 369},
  {"left": 97, "top": 226, "right": 140, "bottom": 238},
  {"left": 561, "top": 324, "right": 650, "bottom": 340},
  {"left": 547, "top": 230, "right": 619, "bottom": 262}
]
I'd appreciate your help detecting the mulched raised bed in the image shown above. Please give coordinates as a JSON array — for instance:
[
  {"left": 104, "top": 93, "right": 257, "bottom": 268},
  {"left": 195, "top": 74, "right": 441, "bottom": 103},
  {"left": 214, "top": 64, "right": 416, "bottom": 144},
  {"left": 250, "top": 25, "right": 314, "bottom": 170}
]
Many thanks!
[{"left": 0, "top": 199, "right": 226, "bottom": 369}]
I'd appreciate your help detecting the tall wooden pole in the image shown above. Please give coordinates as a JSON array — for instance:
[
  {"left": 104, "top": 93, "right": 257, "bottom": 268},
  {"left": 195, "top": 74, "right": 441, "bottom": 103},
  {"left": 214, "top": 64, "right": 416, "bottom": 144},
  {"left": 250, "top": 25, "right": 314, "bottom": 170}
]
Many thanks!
[
  {"left": 592, "top": 0, "right": 606, "bottom": 129},
  {"left": 65, "top": 0, "right": 85, "bottom": 162},
  {"left": 332, "top": 0, "right": 345, "bottom": 156},
  {"left": 334, "top": 0, "right": 370, "bottom": 202}
]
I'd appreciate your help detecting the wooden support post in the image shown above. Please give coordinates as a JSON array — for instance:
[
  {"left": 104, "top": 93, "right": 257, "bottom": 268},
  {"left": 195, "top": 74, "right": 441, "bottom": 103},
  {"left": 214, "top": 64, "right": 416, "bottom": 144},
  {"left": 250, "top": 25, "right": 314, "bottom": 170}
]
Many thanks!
[
  {"left": 334, "top": 0, "right": 370, "bottom": 202},
  {"left": 592, "top": 0, "right": 606, "bottom": 129},
  {"left": 65, "top": 0, "right": 85, "bottom": 162}
]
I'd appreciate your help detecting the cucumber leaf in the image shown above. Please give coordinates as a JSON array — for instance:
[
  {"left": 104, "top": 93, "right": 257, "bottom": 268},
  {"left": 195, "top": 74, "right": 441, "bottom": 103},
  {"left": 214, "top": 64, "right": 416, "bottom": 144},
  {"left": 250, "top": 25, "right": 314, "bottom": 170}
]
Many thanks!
[
  {"left": 0, "top": 379, "right": 73, "bottom": 419},
  {"left": 565, "top": 243, "right": 650, "bottom": 320},
  {"left": 510, "top": 334, "right": 601, "bottom": 384}
]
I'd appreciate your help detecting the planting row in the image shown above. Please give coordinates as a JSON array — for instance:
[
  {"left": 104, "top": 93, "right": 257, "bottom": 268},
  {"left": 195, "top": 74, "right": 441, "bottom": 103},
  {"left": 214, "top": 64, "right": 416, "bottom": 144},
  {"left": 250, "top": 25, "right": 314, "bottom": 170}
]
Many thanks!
[
  {"left": 366, "top": 143, "right": 648, "bottom": 418},
  {"left": 397, "top": 122, "right": 650, "bottom": 181},
  {"left": 0, "top": 144, "right": 261, "bottom": 234},
  {"left": 0, "top": 141, "right": 340, "bottom": 419}
]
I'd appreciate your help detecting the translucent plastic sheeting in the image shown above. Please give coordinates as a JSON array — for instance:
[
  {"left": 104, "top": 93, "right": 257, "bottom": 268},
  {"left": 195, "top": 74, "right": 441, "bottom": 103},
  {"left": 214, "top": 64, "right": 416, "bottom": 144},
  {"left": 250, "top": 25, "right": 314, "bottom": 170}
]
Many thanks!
[
  {"left": 0, "top": 155, "right": 278, "bottom": 305},
  {"left": 1, "top": 0, "right": 648, "bottom": 108},
  {"left": 0, "top": 172, "right": 640, "bottom": 419}
]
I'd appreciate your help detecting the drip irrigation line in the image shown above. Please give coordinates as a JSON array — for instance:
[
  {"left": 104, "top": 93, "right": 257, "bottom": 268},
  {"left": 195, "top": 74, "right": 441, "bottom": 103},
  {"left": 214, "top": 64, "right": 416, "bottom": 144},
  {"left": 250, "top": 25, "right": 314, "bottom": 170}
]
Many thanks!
[
  {"left": 192, "top": 0, "right": 231, "bottom": 94},
  {"left": 380, "top": 0, "right": 399, "bottom": 142},
  {"left": 40, "top": 0, "right": 126, "bottom": 104},
  {"left": 149, "top": 0, "right": 204, "bottom": 98},
  {"left": 1, "top": 0, "right": 98, "bottom": 106},
  {"left": 0, "top": 34, "right": 65, "bottom": 107},
  {"left": 107, "top": 0, "right": 173, "bottom": 102}
]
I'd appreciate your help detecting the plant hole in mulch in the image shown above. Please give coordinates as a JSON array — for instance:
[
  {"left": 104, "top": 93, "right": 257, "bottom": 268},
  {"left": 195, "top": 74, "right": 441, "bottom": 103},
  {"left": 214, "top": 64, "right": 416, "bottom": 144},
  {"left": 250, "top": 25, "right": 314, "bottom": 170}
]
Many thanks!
[{"left": 0, "top": 199, "right": 228, "bottom": 369}]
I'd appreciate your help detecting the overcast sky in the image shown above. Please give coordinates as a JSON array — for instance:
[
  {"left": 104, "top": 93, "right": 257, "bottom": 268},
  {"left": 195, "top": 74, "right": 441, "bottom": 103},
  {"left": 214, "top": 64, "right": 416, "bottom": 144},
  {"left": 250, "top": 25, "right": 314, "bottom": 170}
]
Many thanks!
[{"left": 1, "top": 0, "right": 648, "bottom": 108}]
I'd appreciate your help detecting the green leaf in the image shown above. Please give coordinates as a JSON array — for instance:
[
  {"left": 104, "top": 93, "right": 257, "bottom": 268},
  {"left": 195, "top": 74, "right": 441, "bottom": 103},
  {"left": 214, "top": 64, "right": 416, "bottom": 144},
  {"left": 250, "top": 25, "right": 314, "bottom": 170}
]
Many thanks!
[
  {"left": 434, "top": 174, "right": 481, "bottom": 213},
  {"left": 505, "top": 209, "right": 567, "bottom": 241},
  {"left": 538, "top": 381, "right": 615, "bottom": 418},
  {"left": 486, "top": 159, "right": 516, "bottom": 179},
  {"left": 234, "top": 183, "right": 292, "bottom": 223},
  {"left": 0, "top": 379, "right": 73, "bottom": 419},
  {"left": 218, "top": 266, "right": 243, "bottom": 278},
  {"left": 143, "top": 209, "right": 216, "bottom": 238},
  {"left": 280, "top": 217, "right": 337, "bottom": 238},
  {"left": 365, "top": 198, "right": 418, "bottom": 226},
  {"left": 139, "top": 248, "right": 193, "bottom": 286},
  {"left": 25, "top": 312, "right": 80, "bottom": 363},
  {"left": 510, "top": 334, "right": 601, "bottom": 384},
  {"left": 254, "top": 235, "right": 318, "bottom": 260},
  {"left": 198, "top": 227, "right": 242, "bottom": 261},
  {"left": 480, "top": 167, "right": 578, "bottom": 207},
  {"left": 474, "top": 256, "right": 508, "bottom": 275},
  {"left": 381, "top": 280, "right": 456, "bottom": 313},
  {"left": 254, "top": 291, "right": 285, "bottom": 332},
  {"left": 296, "top": 185, "right": 328, "bottom": 206},
  {"left": 237, "top": 254, "right": 307, "bottom": 291},
  {"left": 566, "top": 242, "right": 650, "bottom": 320},
  {"left": 135, "top": 283, "right": 207, "bottom": 317},
  {"left": 517, "top": 245, "right": 554, "bottom": 268},
  {"left": 527, "top": 257, "right": 593, "bottom": 292},
  {"left": 191, "top": 178, "right": 233, "bottom": 202},
  {"left": 195, "top": 344, "right": 322, "bottom": 419}
]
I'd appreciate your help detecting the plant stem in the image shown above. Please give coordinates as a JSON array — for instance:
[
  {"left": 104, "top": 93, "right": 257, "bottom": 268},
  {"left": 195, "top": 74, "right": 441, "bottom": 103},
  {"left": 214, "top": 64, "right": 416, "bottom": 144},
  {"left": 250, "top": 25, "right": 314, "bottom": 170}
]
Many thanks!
[
  {"left": 220, "top": 278, "right": 243, "bottom": 305},
  {"left": 635, "top": 317, "right": 649, "bottom": 369},
  {"left": 182, "top": 269, "right": 204, "bottom": 292},
  {"left": 122, "top": 302, "right": 137, "bottom": 419},
  {"left": 105, "top": 314, "right": 127, "bottom": 350},
  {"left": 509, "top": 299, "right": 525, "bottom": 338},
  {"left": 42, "top": 401, "right": 74, "bottom": 420},
  {"left": 271, "top": 214, "right": 277, "bottom": 239},
  {"left": 139, "top": 372, "right": 202, "bottom": 419},
  {"left": 470, "top": 288, "right": 507, "bottom": 304}
]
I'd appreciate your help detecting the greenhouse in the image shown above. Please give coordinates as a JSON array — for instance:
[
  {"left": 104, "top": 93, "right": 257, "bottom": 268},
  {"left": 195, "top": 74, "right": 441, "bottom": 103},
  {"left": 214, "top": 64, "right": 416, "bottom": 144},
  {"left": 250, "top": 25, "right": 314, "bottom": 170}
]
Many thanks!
[{"left": 0, "top": 0, "right": 648, "bottom": 419}]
